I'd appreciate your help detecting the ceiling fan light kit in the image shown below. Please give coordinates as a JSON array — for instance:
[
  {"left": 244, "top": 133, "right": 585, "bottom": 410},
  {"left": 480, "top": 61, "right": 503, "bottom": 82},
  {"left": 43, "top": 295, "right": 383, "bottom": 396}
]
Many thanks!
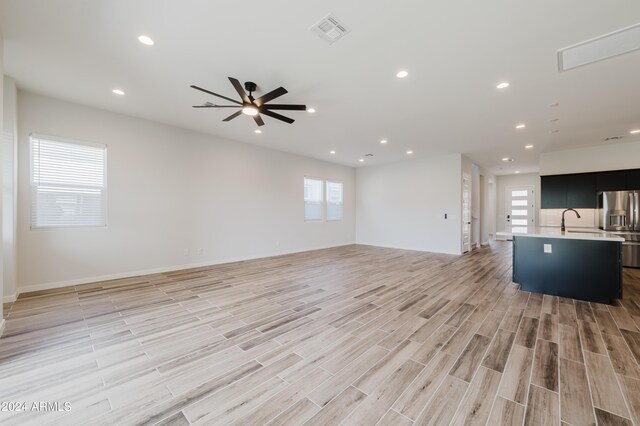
[{"left": 191, "top": 77, "right": 307, "bottom": 126}]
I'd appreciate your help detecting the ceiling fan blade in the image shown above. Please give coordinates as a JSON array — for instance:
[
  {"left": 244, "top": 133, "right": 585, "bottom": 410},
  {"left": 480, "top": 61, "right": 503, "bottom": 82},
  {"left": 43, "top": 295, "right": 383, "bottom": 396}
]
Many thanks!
[
  {"left": 228, "top": 77, "right": 251, "bottom": 104},
  {"left": 261, "top": 109, "right": 295, "bottom": 124},
  {"left": 262, "top": 104, "right": 307, "bottom": 111},
  {"left": 254, "top": 87, "right": 288, "bottom": 106},
  {"left": 253, "top": 115, "right": 265, "bottom": 127},
  {"left": 190, "top": 85, "right": 242, "bottom": 105},
  {"left": 223, "top": 110, "right": 243, "bottom": 121},
  {"left": 192, "top": 105, "right": 238, "bottom": 108}
]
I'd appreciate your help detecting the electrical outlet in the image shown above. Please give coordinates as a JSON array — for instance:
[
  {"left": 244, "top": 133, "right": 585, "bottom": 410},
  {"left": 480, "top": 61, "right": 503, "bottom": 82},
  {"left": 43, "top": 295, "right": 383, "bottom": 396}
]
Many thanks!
[
  {"left": 196, "top": 248, "right": 203, "bottom": 255},
  {"left": 183, "top": 249, "right": 189, "bottom": 256},
  {"left": 544, "top": 244, "right": 552, "bottom": 254}
]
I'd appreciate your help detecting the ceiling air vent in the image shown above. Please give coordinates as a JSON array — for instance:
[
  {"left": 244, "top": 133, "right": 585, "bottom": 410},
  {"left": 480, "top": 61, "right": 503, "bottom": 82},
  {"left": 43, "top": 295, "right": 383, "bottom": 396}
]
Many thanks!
[
  {"left": 558, "top": 23, "right": 640, "bottom": 72},
  {"left": 310, "top": 13, "right": 351, "bottom": 44}
]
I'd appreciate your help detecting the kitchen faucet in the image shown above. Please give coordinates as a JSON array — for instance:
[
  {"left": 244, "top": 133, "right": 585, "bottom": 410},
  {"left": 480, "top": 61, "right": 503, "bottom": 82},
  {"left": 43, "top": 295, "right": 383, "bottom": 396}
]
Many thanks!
[{"left": 561, "top": 208, "right": 581, "bottom": 232}]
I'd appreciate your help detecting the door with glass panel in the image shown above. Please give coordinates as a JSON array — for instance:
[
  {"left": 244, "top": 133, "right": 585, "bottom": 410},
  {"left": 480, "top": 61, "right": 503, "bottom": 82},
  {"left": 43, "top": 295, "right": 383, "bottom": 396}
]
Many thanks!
[
  {"left": 505, "top": 186, "right": 535, "bottom": 233},
  {"left": 462, "top": 174, "right": 472, "bottom": 253}
]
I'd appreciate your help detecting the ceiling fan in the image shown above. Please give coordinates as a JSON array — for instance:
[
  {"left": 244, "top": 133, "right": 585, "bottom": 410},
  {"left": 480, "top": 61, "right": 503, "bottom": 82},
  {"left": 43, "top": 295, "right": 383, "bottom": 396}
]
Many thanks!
[{"left": 191, "top": 77, "right": 307, "bottom": 126}]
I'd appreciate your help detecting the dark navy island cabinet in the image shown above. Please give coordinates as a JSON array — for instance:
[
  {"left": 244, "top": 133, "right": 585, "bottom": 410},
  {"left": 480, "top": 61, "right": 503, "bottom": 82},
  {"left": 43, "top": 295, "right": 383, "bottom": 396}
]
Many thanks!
[{"left": 512, "top": 236, "right": 622, "bottom": 304}]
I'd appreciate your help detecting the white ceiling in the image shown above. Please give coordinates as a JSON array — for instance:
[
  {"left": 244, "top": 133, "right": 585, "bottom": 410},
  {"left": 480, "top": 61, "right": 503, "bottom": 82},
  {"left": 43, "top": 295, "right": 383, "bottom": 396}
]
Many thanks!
[{"left": 1, "top": 0, "right": 640, "bottom": 175}]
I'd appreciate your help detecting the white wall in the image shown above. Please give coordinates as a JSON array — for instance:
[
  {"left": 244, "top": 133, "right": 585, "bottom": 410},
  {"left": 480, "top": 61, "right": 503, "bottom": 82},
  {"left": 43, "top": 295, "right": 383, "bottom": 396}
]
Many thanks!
[
  {"left": 540, "top": 141, "right": 640, "bottom": 176},
  {"left": 0, "top": 32, "right": 5, "bottom": 325},
  {"left": 496, "top": 173, "right": 540, "bottom": 232},
  {"left": 2, "top": 76, "right": 17, "bottom": 302},
  {"left": 17, "top": 92, "right": 356, "bottom": 291},
  {"left": 355, "top": 153, "right": 463, "bottom": 255}
]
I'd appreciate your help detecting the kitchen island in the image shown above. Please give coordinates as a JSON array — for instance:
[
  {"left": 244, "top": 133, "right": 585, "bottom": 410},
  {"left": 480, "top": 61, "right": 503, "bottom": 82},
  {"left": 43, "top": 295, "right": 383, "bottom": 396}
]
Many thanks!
[{"left": 497, "top": 227, "right": 624, "bottom": 304}]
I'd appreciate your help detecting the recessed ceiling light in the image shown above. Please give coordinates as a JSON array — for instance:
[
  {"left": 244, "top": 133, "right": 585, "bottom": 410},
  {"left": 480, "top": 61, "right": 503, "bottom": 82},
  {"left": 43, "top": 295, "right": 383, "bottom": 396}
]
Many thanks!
[
  {"left": 359, "top": 158, "right": 365, "bottom": 162},
  {"left": 329, "top": 150, "right": 336, "bottom": 154},
  {"left": 548, "top": 102, "right": 560, "bottom": 107},
  {"left": 112, "top": 89, "right": 125, "bottom": 96},
  {"left": 242, "top": 106, "right": 259, "bottom": 116},
  {"left": 254, "top": 129, "right": 262, "bottom": 134},
  {"left": 549, "top": 118, "right": 559, "bottom": 122},
  {"left": 496, "top": 82, "right": 510, "bottom": 89},
  {"left": 396, "top": 70, "right": 409, "bottom": 79},
  {"left": 406, "top": 150, "right": 413, "bottom": 155},
  {"left": 515, "top": 171, "right": 521, "bottom": 174},
  {"left": 380, "top": 139, "right": 388, "bottom": 144},
  {"left": 631, "top": 129, "right": 640, "bottom": 134},
  {"left": 516, "top": 124, "right": 526, "bottom": 129},
  {"left": 550, "top": 129, "right": 559, "bottom": 134},
  {"left": 307, "top": 107, "right": 316, "bottom": 113},
  {"left": 502, "top": 157, "right": 513, "bottom": 162},
  {"left": 138, "top": 35, "right": 154, "bottom": 46},
  {"left": 525, "top": 144, "right": 534, "bottom": 149}
]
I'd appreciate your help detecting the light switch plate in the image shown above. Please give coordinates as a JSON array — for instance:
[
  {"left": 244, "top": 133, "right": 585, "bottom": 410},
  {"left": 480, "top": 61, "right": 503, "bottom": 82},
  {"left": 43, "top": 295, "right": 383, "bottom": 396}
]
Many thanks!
[{"left": 544, "top": 244, "right": 552, "bottom": 254}]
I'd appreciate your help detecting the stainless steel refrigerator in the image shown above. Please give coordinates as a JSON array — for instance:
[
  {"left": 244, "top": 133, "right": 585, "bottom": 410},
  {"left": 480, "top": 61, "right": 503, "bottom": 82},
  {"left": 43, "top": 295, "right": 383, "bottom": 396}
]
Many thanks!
[{"left": 599, "top": 191, "right": 640, "bottom": 267}]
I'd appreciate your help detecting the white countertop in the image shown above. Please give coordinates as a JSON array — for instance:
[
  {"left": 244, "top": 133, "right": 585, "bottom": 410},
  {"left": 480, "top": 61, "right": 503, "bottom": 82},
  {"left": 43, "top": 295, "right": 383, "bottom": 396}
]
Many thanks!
[{"left": 496, "top": 227, "right": 625, "bottom": 242}]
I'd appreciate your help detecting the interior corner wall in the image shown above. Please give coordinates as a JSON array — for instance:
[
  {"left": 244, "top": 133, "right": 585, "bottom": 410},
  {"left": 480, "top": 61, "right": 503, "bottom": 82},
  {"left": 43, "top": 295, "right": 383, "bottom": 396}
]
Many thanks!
[
  {"left": 496, "top": 173, "right": 541, "bottom": 232},
  {"left": 2, "top": 76, "right": 17, "bottom": 302},
  {"left": 0, "top": 32, "right": 5, "bottom": 322},
  {"left": 17, "top": 91, "right": 356, "bottom": 291},
  {"left": 355, "top": 153, "right": 463, "bottom": 255},
  {"left": 539, "top": 141, "right": 640, "bottom": 176}
]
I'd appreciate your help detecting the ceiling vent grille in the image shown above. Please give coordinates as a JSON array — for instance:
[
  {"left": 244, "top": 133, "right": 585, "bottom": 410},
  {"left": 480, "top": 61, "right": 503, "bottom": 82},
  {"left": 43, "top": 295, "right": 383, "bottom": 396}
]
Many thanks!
[
  {"left": 310, "top": 13, "right": 351, "bottom": 44},
  {"left": 558, "top": 23, "right": 640, "bottom": 72}
]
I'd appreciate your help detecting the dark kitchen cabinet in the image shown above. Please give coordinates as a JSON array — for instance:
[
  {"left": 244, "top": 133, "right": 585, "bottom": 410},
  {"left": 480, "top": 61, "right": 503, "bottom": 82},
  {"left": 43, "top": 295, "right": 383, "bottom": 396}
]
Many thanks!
[
  {"left": 596, "top": 171, "right": 627, "bottom": 192},
  {"left": 567, "top": 173, "right": 597, "bottom": 208},
  {"left": 542, "top": 168, "right": 640, "bottom": 210},
  {"left": 541, "top": 175, "right": 567, "bottom": 208},
  {"left": 627, "top": 169, "right": 640, "bottom": 190}
]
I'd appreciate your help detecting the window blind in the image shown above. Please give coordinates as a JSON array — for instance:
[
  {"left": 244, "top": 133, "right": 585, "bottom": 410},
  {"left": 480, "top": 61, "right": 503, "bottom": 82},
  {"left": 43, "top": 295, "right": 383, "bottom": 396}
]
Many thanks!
[
  {"left": 31, "top": 135, "right": 107, "bottom": 228},
  {"left": 304, "top": 177, "right": 323, "bottom": 221},
  {"left": 326, "top": 181, "right": 343, "bottom": 221}
]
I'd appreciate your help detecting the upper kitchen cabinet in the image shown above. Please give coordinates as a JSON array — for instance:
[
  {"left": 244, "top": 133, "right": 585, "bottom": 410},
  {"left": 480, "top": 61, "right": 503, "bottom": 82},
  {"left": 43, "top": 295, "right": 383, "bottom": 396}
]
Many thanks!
[
  {"left": 567, "top": 173, "right": 597, "bottom": 208},
  {"left": 541, "top": 175, "right": 568, "bottom": 208},
  {"left": 626, "top": 169, "right": 640, "bottom": 190},
  {"left": 596, "top": 170, "right": 627, "bottom": 192},
  {"left": 541, "top": 169, "right": 640, "bottom": 210}
]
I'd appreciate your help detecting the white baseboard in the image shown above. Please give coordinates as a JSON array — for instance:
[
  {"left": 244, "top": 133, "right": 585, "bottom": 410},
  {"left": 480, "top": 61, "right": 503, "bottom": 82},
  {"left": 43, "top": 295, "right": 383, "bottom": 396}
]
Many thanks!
[
  {"left": 16, "top": 243, "right": 355, "bottom": 296},
  {"left": 3, "top": 293, "right": 17, "bottom": 304},
  {"left": 354, "top": 241, "right": 462, "bottom": 256},
  {"left": 0, "top": 319, "right": 5, "bottom": 339}
]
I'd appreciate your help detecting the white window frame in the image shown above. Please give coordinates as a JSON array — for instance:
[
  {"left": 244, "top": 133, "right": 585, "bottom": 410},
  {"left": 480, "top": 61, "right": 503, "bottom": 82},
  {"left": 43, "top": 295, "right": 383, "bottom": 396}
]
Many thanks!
[
  {"left": 304, "top": 176, "right": 325, "bottom": 222},
  {"left": 325, "top": 180, "right": 344, "bottom": 222},
  {"left": 30, "top": 133, "right": 108, "bottom": 230}
]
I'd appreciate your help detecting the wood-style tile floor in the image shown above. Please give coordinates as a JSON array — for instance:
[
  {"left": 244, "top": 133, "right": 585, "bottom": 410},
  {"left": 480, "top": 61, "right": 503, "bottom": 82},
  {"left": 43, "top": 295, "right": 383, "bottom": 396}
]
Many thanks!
[{"left": 2, "top": 243, "right": 640, "bottom": 425}]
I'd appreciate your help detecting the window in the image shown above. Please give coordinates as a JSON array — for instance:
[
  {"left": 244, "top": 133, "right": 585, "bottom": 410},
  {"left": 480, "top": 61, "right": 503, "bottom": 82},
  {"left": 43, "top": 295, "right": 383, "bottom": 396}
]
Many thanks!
[
  {"left": 31, "top": 134, "right": 107, "bottom": 228},
  {"left": 304, "top": 177, "right": 323, "bottom": 221},
  {"left": 326, "top": 181, "right": 343, "bottom": 220},
  {"left": 303, "top": 178, "right": 344, "bottom": 222}
]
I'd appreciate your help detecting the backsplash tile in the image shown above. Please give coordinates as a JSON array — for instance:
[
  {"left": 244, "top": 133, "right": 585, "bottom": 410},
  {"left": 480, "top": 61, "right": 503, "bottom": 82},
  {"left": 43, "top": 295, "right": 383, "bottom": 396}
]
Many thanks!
[{"left": 539, "top": 208, "right": 598, "bottom": 228}]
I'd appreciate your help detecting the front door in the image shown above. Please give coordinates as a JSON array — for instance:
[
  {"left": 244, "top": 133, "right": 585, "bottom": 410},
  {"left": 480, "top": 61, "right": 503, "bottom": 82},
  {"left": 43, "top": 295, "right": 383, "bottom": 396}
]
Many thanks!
[{"left": 505, "top": 185, "right": 535, "bottom": 234}]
